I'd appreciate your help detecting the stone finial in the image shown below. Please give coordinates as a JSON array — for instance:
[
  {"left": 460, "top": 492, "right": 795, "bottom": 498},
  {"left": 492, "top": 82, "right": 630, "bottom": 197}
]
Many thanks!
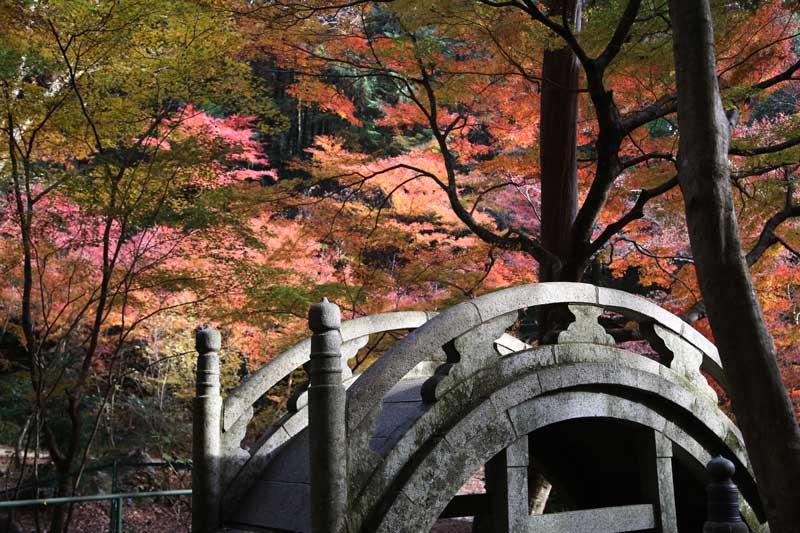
[
  {"left": 192, "top": 325, "right": 222, "bottom": 533},
  {"left": 195, "top": 325, "right": 222, "bottom": 354},
  {"left": 307, "top": 298, "right": 347, "bottom": 532},
  {"left": 309, "top": 297, "right": 341, "bottom": 333},
  {"left": 703, "top": 456, "right": 748, "bottom": 532},
  {"left": 707, "top": 455, "right": 736, "bottom": 481}
]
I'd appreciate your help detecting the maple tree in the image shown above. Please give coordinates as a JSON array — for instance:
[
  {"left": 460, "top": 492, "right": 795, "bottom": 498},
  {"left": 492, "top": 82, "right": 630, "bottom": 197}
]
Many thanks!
[
  {"left": 669, "top": 0, "right": 800, "bottom": 527},
  {"left": 0, "top": 1, "right": 286, "bottom": 529},
  {"left": 236, "top": 0, "right": 800, "bottom": 521},
  {"left": 237, "top": 0, "right": 800, "bottom": 375},
  {"left": 0, "top": 0, "right": 799, "bottom": 529}
]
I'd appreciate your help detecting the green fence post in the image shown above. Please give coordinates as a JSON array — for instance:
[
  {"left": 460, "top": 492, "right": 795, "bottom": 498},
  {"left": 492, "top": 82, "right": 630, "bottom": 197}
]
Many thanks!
[
  {"left": 110, "top": 460, "right": 119, "bottom": 533},
  {"left": 116, "top": 496, "right": 124, "bottom": 533}
]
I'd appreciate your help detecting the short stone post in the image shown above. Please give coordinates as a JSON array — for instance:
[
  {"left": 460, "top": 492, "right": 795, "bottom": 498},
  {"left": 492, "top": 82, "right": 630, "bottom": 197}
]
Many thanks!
[
  {"left": 703, "top": 456, "right": 748, "bottom": 533},
  {"left": 192, "top": 326, "right": 222, "bottom": 533},
  {"left": 308, "top": 298, "right": 347, "bottom": 533}
]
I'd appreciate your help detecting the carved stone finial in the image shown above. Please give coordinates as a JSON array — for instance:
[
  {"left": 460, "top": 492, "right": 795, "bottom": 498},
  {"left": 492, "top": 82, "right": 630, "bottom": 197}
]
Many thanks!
[
  {"left": 195, "top": 325, "right": 221, "bottom": 354},
  {"left": 307, "top": 299, "right": 347, "bottom": 532},
  {"left": 309, "top": 298, "right": 341, "bottom": 333},
  {"left": 703, "top": 456, "right": 748, "bottom": 532},
  {"left": 192, "top": 325, "right": 222, "bottom": 532}
]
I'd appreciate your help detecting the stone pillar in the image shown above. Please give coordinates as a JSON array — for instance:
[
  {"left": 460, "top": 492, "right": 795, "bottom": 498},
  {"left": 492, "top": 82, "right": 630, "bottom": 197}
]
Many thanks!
[
  {"left": 703, "top": 456, "right": 748, "bottom": 533},
  {"left": 638, "top": 431, "right": 678, "bottom": 533},
  {"left": 481, "top": 436, "right": 530, "bottom": 533},
  {"left": 308, "top": 298, "right": 347, "bottom": 533},
  {"left": 192, "top": 326, "right": 222, "bottom": 533}
]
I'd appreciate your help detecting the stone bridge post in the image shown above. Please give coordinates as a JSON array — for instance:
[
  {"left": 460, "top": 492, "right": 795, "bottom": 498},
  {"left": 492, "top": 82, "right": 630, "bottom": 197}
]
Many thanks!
[
  {"left": 193, "top": 326, "right": 222, "bottom": 533},
  {"left": 703, "top": 456, "right": 748, "bottom": 532},
  {"left": 308, "top": 298, "right": 347, "bottom": 533}
]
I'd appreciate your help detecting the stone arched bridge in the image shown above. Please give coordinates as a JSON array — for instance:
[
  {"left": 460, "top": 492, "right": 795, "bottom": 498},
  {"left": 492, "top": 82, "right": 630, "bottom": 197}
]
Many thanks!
[{"left": 191, "top": 282, "right": 766, "bottom": 532}]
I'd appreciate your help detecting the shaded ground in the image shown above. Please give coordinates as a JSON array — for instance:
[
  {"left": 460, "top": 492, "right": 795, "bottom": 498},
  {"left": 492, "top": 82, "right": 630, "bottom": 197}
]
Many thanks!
[
  {"left": 2, "top": 461, "right": 485, "bottom": 532},
  {"left": 7, "top": 499, "right": 190, "bottom": 533}
]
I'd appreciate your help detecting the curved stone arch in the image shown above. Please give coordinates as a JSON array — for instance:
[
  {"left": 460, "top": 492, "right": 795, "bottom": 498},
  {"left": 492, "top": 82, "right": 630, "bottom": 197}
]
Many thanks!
[
  {"left": 347, "top": 347, "right": 759, "bottom": 533},
  {"left": 223, "top": 311, "right": 435, "bottom": 432},
  {"left": 215, "top": 311, "right": 439, "bottom": 516},
  {"left": 218, "top": 310, "right": 532, "bottom": 517},
  {"left": 345, "top": 283, "right": 725, "bottom": 443},
  {"left": 371, "top": 388, "right": 764, "bottom": 533}
]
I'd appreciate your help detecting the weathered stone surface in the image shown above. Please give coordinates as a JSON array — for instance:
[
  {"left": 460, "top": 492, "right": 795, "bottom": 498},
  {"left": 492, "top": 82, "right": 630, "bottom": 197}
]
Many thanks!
[
  {"left": 347, "top": 301, "right": 482, "bottom": 434},
  {"left": 230, "top": 479, "right": 310, "bottom": 532},
  {"left": 380, "top": 401, "right": 516, "bottom": 533},
  {"left": 372, "top": 401, "right": 426, "bottom": 440},
  {"left": 195, "top": 325, "right": 222, "bottom": 354},
  {"left": 290, "top": 336, "right": 369, "bottom": 413},
  {"left": 307, "top": 298, "right": 347, "bottom": 533},
  {"left": 528, "top": 504, "right": 655, "bottom": 533},
  {"left": 193, "top": 327, "right": 222, "bottom": 533},
  {"left": 644, "top": 323, "right": 717, "bottom": 401},
  {"left": 373, "top": 386, "right": 739, "bottom": 533},
  {"left": 596, "top": 285, "right": 725, "bottom": 384},
  {"left": 639, "top": 430, "right": 678, "bottom": 533},
  {"left": 496, "top": 345, "right": 554, "bottom": 379},
  {"left": 489, "top": 373, "right": 543, "bottom": 413},
  {"left": 261, "top": 428, "right": 311, "bottom": 484},
  {"left": 346, "top": 282, "right": 729, "bottom": 450},
  {"left": 223, "top": 311, "right": 431, "bottom": 432},
  {"left": 444, "top": 394, "right": 517, "bottom": 451},
  {"left": 422, "top": 312, "right": 516, "bottom": 403},
  {"left": 469, "top": 282, "right": 597, "bottom": 322},
  {"left": 356, "top": 351, "right": 758, "bottom": 531},
  {"left": 220, "top": 422, "right": 291, "bottom": 518},
  {"left": 217, "top": 284, "right": 766, "bottom": 533},
  {"left": 219, "top": 404, "right": 252, "bottom": 488},
  {"left": 557, "top": 304, "right": 616, "bottom": 345},
  {"left": 383, "top": 378, "right": 425, "bottom": 403}
]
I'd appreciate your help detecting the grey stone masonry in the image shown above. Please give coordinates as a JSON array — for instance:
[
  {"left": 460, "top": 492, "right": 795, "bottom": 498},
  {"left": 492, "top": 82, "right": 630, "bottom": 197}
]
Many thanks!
[
  {"left": 217, "top": 283, "right": 766, "bottom": 533},
  {"left": 639, "top": 430, "right": 678, "bottom": 533},
  {"left": 308, "top": 298, "right": 347, "bottom": 533},
  {"left": 193, "top": 326, "right": 222, "bottom": 533}
]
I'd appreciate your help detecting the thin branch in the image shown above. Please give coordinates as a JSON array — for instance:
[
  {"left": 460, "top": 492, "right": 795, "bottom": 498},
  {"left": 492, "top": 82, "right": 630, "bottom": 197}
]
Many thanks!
[{"left": 585, "top": 175, "right": 679, "bottom": 258}]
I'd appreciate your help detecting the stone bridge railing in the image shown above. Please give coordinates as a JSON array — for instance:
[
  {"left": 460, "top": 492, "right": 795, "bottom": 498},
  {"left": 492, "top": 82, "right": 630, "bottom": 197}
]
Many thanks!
[
  {"left": 192, "top": 282, "right": 732, "bottom": 531},
  {"left": 345, "top": 283, "right": 724, "bottom": 443},
  {"left": 192, "top": 310, "right": 441, "bottom": 527}
]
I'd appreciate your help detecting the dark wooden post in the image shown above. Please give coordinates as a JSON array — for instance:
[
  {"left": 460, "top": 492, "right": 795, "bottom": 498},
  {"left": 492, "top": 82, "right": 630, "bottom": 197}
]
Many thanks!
[
  {"left": 193, "top": 326, "right": 222, "bottom": 533},
  {"left": 703, "top": 456, "right": 748, "bottom": 533},
  {"left": 308, "top": 298, "right": 347, "bottom": 532}
]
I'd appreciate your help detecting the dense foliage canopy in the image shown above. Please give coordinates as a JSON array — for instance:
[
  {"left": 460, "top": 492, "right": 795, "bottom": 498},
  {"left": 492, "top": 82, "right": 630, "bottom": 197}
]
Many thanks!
[{"left": 1, "top": 0, "right": 800, "bottom": 528}]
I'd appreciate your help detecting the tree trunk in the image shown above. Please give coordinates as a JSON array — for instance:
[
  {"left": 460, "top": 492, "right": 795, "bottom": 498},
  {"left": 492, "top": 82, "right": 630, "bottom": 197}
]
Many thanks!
[
  {"left": 539, "top": 0, "right": 581, "bottom": 283},
  {"left": 668, "top": 1, "right": 800, "bottom": 530},
  {"left": 532, "top": 0, "right": 583, "bottom": 517}
]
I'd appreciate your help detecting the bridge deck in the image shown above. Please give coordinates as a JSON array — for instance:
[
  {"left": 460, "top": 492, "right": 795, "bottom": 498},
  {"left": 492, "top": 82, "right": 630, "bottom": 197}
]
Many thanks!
[{"left": 227, "top": 378, "right": 429, "bottom": 532}]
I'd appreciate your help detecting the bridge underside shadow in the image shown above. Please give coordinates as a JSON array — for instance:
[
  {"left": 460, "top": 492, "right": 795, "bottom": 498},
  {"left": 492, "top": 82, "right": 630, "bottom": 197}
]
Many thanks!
[{"left": 527, "top": 419, "right": 707, "bottom": 531}]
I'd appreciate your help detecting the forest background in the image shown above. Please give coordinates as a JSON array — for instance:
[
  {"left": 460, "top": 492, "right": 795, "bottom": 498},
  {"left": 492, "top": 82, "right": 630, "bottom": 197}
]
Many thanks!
[{"left": 1, "top": 0, "right": 800, "bottom": 529}]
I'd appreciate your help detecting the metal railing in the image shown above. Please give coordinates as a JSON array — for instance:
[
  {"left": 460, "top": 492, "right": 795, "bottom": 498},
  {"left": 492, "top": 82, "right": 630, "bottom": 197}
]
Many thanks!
[
  {"left": 0, "top": 459, "right": 192, "bottom": 532},
  {"left": 0, "top": 488, "right": 192, "bottom": 533}
]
